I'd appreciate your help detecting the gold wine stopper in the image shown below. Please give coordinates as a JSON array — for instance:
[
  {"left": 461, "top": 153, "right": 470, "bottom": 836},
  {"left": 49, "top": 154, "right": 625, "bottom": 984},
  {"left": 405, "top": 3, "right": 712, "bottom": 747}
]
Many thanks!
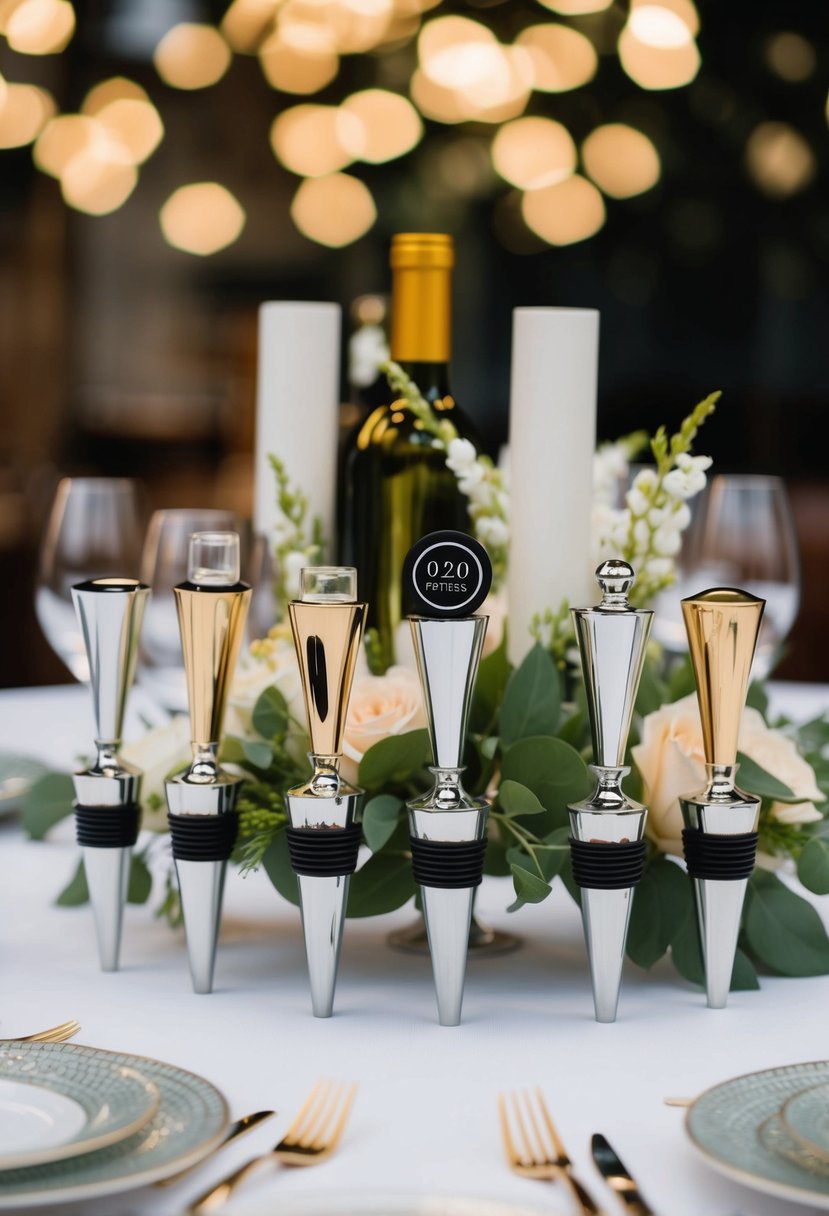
[
  {"left": 681, "top": 587, "right": 765, "bottom": 769},
  {"left": 288, "top": 567, "right": 367, "bottom": 791}
]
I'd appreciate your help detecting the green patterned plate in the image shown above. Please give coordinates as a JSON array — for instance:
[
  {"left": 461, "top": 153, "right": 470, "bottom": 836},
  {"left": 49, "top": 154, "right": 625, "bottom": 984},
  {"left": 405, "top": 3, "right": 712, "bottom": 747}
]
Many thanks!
[
  {"left": 782, "top": 1083, "right": 829, "bottom": 1163},
  {"left": 0, "top": 1042, "right": 160, "bottom": 1168},
  {"left": 686, "top": 1060, "right": 829, "bottom": 1209},
  {"left": 0, "top": 1043, "right": 229, "bottom": 1209}
]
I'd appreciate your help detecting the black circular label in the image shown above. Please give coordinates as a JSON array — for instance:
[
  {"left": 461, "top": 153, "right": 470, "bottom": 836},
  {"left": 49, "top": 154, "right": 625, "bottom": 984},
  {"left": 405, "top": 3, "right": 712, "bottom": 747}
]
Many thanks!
[{"left": 402, "top": 530, "right": 492, "bottom": 619}]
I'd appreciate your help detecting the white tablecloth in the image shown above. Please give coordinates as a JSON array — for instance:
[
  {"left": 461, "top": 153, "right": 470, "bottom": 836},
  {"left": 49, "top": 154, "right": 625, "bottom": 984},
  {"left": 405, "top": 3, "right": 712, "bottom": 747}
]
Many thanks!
[{"left": 1, "top": 681, "right": 828, "bottom": 1216}]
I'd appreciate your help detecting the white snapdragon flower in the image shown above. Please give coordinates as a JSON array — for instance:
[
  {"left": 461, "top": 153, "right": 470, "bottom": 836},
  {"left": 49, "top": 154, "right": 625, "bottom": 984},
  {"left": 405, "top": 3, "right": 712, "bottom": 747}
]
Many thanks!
[
  {"left": 477, "top": 516, "right": 510, "bottom": 547},
  {"left": 282, "top": 550, "right": 307, "bottom": 598},
  {"left": 456, "top": 462, "right": 485, "bottom": 491},
  {"left": 663, "top": 454, "right": 712, "bottom": 500},
  {"left": 464, "top": 478, "right": 496, "bottom": 510},
  {"left": 593, "top": 441, "right": 629, "bottom": 505},
  {"left": 445, "top": 438, "right": 477, "bottom": 473},
  {"left": 633, "top": 519, "right": 650, "bottom": 550},
  {"left": 671, "top": 502, "right": 692, "bottom": 530},
  {"left": 652, "top": 525, "right": 683, "bottom": 557},
  {"left": 644, "top": 556, "right": 673, "bottom": 579}
]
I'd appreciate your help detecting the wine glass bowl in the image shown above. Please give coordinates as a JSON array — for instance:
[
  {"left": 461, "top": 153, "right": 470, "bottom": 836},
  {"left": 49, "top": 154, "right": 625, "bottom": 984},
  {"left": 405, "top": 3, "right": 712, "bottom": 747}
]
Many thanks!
[{"left": 36, "top": 477, "right": 143, "bottom": 681}]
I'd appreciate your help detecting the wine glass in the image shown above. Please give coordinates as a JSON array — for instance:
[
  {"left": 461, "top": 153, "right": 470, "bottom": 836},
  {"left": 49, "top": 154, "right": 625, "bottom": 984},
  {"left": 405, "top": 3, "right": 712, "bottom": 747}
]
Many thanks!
[
  {"left": 138, "top": 508, "right": 240, "bottom": 710},
  {"left": 682, "top": 475, "right": 800, "bottom": 679},
  {"left": 36, "top": 477, "right": 143, "bottom": 681}
]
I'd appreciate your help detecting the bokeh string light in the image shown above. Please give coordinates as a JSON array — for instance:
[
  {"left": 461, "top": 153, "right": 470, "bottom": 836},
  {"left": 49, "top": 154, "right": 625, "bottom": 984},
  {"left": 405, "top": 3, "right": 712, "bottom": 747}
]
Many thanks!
[{"left": 0, "top": 0, "right": 821, "bottom": 252}]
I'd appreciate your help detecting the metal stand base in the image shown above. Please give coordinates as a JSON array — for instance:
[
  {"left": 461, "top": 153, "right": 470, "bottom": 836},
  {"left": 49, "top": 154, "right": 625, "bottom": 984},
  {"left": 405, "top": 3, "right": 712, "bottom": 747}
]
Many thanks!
[{"left": 387, "top": 914, "right": 521, "bottom": 957}]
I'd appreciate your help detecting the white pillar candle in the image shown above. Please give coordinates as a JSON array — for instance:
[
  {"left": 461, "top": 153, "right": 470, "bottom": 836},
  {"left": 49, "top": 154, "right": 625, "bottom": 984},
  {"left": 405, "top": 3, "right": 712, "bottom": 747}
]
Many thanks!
[
  {"left": 253, "top": 302, "right": 341, "bottom": 556},
  {"left": 507, "top": 307, "right": 599, "bottom": 666}
]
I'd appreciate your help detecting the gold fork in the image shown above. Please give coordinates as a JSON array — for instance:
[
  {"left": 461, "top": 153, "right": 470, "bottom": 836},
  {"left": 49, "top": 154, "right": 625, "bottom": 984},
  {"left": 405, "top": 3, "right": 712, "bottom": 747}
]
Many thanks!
[
  {"left": 0, "top": 1020, "right": 81, "bottom": 1045},
  {"left": 499, "top": 1088, "right": 604, "bottom": 1216},
  {"left": 189, "top": 1080, "right": 357, "bottom": 1215}
]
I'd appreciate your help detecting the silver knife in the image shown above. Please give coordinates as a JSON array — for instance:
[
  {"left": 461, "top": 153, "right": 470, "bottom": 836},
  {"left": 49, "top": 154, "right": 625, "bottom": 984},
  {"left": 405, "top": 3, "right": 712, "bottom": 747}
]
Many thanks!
[{"left": 591, "top": 1133, "right": 655, "bottom": 1216}]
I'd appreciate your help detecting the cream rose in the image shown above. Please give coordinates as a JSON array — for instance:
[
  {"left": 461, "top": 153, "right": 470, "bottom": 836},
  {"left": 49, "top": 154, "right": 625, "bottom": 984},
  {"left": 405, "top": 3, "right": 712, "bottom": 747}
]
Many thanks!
[
  {"left": 340, "top": 666, "right": 427, "bottom": 786},
  {"left": 632, "top": 693, "right": 824, "bottom": 856}
]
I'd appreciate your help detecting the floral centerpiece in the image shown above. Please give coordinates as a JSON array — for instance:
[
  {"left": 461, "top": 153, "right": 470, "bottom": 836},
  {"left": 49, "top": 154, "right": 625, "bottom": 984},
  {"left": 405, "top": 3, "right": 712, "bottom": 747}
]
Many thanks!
[{"left": 24, "top": 380, "right": 829, "bottom": 990}]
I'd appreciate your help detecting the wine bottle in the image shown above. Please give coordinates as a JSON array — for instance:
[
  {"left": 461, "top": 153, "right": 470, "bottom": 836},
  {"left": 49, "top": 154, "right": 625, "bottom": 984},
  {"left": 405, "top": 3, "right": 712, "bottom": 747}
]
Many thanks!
[{"left": 338, "top": 233, "right": 475, "bottom": 672}]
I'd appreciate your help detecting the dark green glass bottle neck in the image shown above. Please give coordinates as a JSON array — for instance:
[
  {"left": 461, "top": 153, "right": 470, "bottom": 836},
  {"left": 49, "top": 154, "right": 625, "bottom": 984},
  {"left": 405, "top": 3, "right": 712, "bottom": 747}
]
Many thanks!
[{"left": 394, "top": 361, "right": 452, "bottom": 403}]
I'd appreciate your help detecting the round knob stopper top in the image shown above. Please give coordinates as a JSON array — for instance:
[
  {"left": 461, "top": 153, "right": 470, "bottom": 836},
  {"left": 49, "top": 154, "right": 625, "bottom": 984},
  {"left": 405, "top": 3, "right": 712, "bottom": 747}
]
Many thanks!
[{"left": 596, "top": 558, "right": 635, "bottom": 602}]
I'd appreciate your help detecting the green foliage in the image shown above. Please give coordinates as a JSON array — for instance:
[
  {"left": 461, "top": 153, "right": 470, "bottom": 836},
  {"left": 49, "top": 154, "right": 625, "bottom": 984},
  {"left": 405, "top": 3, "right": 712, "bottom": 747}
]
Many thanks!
[
  {"left": 262, "top": 830, "right": 300, "bottom": 907},
  {"left": 252, "top": 686, "right": 290, "bottom": 739},
  {"left": 736, "top": 752, "right": 798, "bottom": 803},
  {"left": 798, "top": 837, "right": 829, "bottom": 895},
  {"left": 745, "top": 870, "right": 829, "bottom": 976},
  {"left": 22, "top": 772, "right": 74, "bottom": 840},
  {"left": 499, "top": 644, "right": 560, "bottom": 745},
  {"left": 501, "top": 737, "right": 591, "bottom": 834},
  {"left": 498, "top": 780, "right": 545, "bottom": 817},
  {"left": 470, "top": 635, "right": 511, "bottom": 735},
  {"left": 626, "top": 856, "right": 689, "bottom": 969},
  {"left": 347, "top": 851, "right": 417, "bottom": 917},
  {"left": 56, "top": 858, "right": 88, "bottom": 906},
  {"left": 358, "top": 729, "right": 430, "bottom": 789},
  {"left": 56, "top": 852, "right": 152, "bottom": 907},
  {"left": 362, "top": 795, "right": 403, "bottom": 852}
]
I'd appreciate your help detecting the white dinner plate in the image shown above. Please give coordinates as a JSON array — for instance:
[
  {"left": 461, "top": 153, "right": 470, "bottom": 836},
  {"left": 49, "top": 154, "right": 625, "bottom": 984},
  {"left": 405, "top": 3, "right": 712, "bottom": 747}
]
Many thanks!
[
  {"left": 685, "top": 1059, "right": 829, "bottom": 1209},
  {"left": 0, "top": 1044, "right": 228, "bottom": 1208},
  {"left": 226, "top": 1192, "right": 552, "bottom": 1216},
  {"left": 0, "top": 1042, "right": 160, "bottom": 1169}
]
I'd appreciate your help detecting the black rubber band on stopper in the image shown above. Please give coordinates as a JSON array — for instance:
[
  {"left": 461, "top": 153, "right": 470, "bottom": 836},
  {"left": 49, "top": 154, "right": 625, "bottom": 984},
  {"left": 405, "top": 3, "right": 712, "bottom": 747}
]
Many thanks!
[
  {"left": 410, "top": 837, "right": 487, "bottom": 890},
  {"left": 286, "top": 823, "right": 362, "bottom": 877},
  {"left": 682, "top": 828, "right": 758, "bottom": 881},
  {"left": 75, "top": 803, "right": 140, "bottom": 848},
  {"left": 570, "top": 838, "right": 647, "bottom": 890},
  {"left": 168, "top": 812, "right": 239, "bottom": 862}
]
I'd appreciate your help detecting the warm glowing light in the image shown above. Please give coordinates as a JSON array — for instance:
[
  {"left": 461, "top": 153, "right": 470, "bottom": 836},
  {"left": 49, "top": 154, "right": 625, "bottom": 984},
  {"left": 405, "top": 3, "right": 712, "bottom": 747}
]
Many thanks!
[
  {"left": 521, "top": 174, "right": 605, "bottom": 245},
  {"left": 61, "top": 154, "right": 137, "bottom": 215},
  {"left": 492, "top": 117, "right": 575, "bottom": 190},
  {"left": 0, "top": 81, "right": 55, "bottom": 148},
  {"left": 291, "top": 173, "right": 376, "bottom": 246},
  {"left": 6, "top": 0, "right": 75, "bottom": 53},
  {"left": 765, "top": 32, "right": 816, "bottom": 83},
  {"left": 420, "top": 17, "right": 496, "bottom": 89},
  {"left": 154, "top": 23, "right": 232, "bottom": 89},
  {"left": 618, "top": 23, "right": 700, "bottom": 89},
  {"left": 630, "top": 0, "right": 699, "bottom": 35},
  {"left": 534, "top": 0, "right": 612, "bottom": 13},
  {"left": 160, "top": 182, "right": 246, "bottom": 255},
  {"left": 582, "top": 124, "right": 660, "bottom": 198},
  {"left": 745, "top": 122, "right": 815, "bottom": 199},
  {"left": 341, "top": 88, "right": 422, "bottom": 162},
  {"left": 34, "top": 113, "right": 97, "bottom": 177},
  {"left": 515, "top": 24, "right": 597, "bottom": 93},
  {"left": 0, "top": 2, "right": 26, "bottom": 35},
  {"left": 259, "top": 29, "right": 339, "bottom": 93},
  {"left": 629, "top": 5, "right": 691, "bottom": 48},
  {"left": 326, "top": 0, "right": 393, "bottom": 54},
  {"left": 82, "top": 77, "right": 147, "bottom": 114},
  {"left": 96, "top": 99, "right": 164, "bottom": 164},
  {"left": 270, "top": 104, "right": 359, "bottom": 176},
  {"left": 417, "top": 19, "right": 531, "bottom": 122},
  {"left": 221, "top": 0, "right": 278, "bottom": 53},
  {"left": 410, "top": 68, "right": 467, "bottom": 124}
]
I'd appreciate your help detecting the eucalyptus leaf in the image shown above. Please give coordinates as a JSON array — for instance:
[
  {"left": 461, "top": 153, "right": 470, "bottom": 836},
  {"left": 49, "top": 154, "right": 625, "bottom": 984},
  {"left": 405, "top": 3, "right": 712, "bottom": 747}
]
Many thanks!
[
  {"left": 669, "top": 907, "right": 704, "bottom": 986},
  {"left": 635, "top": 660, "right": 667, "bottom": 718},
  {"left": 797, "top": 838, "right": 829, "bottom": 895},
  {"left": 745, "top": 682, "right": 769, "bottom": 717},
  {"left": 736, "top": 752, "right": 798, "bottom": 803},
  {"left": 127, "top": 854, "right": 152, "bottom": 904},
  {"left": 242, "top": 740, "right": 274, "bottom": 771},
  {"left": 499, "top": 643, "right": 560, "bottom": 746},
  {"left": 498, "top": 779, "right": 545, "bottom": 818},
  {"left": 362, "top": 795, "right": 403, "bottom": 852},
  {"left": 557, "top": 709, "right": 586, "bottom": 749},
  {"left": 56, "top": 858, "right": 88, "bottom": 906},
  {"left": 359, "top": 729, "right": 430, "bottom": 790},
  {"left": 252, "top": 686, "right": 290, "bottom": 739},
  {"left": 626, "top": 857, "right": 691, "bottom": 970},
  {"left": 500, "top": 736, "right": 591, "bottom": 833},
  {"left": 262, "top": 830, "right": 300, "bottom": 906},
  {"left": 347, "top": 852, "right": 417, "bottom": 917},
  {"left": 21, "top": 772, "right": 75, "bottom": 841},
  {"left": 666, "top": 658, "right": 696, "bottom": 703},
  {"left": 508, "top": 862, "right": 552, "bottom": 909},
  {"left": 745, "top": 870, "right": 829, "bottom": 976},
  {"left": 470, "top": 634, "right": 511, "bottom": 734}
]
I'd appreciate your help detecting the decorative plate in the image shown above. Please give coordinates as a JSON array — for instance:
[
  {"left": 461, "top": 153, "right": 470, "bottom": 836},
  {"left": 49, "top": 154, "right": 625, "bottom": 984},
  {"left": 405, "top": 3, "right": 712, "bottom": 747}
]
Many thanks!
[
  {"left": 782, "top": 1083, "right": 829, "bottom": 1163},
  {"left": 0, "top": 1042, "right": 159, "bottom": 1169},
  {"left": 685, "top": 1059, "right": 829, "bottom": 1209},
  {"left": 0, "top": 1044, "right": 229, "bottom": 1209}
]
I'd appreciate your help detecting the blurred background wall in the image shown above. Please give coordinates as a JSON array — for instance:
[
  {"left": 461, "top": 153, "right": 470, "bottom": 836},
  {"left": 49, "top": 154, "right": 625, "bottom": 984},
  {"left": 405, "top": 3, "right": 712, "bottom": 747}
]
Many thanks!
[{"left": 0, "top": 0, "right": 826, "bottom": 687}]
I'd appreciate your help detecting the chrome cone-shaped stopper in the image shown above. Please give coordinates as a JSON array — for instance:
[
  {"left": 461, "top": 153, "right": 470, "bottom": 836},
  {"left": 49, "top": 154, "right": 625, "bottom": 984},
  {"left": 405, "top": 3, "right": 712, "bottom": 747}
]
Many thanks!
[
  {"left": 569, "top": 560, "right": 652, "bottom": 1023},
  {"left": 286, "top": 567, "right": 367, "bottom": 1018},
  {"left": 165, "top": 533, "right": 251, "bottom": 994},
  {"left": 680, "top": 588, "right": 764, "bottom": 1009},
  {"left": 71, "top": 577, "right": 150, "bottom": 972},
  {"left": 402, "top": 530, "right": 493, "bottom": 1027}
]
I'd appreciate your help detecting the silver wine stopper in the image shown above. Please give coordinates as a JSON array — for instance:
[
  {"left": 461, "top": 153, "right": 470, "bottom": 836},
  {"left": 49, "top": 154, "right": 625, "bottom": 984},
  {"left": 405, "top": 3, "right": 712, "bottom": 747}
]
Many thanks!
[
  {"left": 404, "top": 530, "right": 492, "bottom": 1027},
  {"left": 568, "top": 559, "right": 652, "bottom": 1023},
  {"left": 71, "top": 577, "right": 150, "bottom": 972}
]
